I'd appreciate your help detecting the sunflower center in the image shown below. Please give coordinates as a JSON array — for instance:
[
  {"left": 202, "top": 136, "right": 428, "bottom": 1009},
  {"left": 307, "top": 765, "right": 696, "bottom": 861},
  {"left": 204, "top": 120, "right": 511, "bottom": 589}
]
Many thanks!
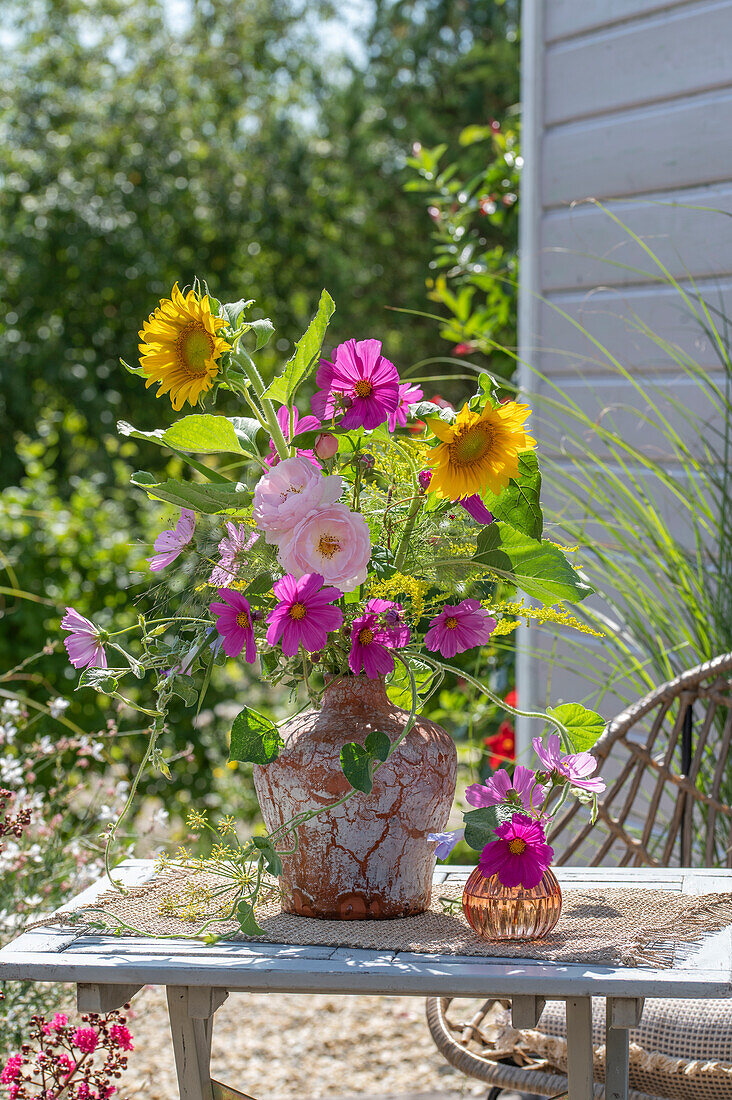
[
  {"left": 508, "top": 838, "right": 527, "bottom": 855},
  {"left": 176, "top": 322, "right": 215, "bottom": 376},
  {"left": 318, "top": 534, "right": 341, "bottom": 558},
  {"left": 236, "top": 611, "right": 250, "bottom": 630},
  {"left": 445, "top": 616, "right": 458, "bottom": 630},
  {"left": 358, "top": 627, "right": 375, "bottom": 645},
  {"left": 354, "top": 379, "right": 373, "bottom": 398},
  {"left": 451, "top": 424, "right": 494, "bottom": 466},
  {"left": 289, "top": 602, "right": 307, "bottom": 621}
]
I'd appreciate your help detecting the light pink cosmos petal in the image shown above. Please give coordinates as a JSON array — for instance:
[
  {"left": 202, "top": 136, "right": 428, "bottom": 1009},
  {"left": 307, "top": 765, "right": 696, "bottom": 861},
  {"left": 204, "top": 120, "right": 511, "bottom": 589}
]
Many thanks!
[
  {"left": 561, "top": 751, "right": 598, "bottom": 779},
  {"left": 176, "top": 509, "right": 196, "bottom": 543},
  {"left": 291, "top": 413, "right": 321, "bottom": 437},
  {"left": 61, "top": 608, "right": 96, "bottom": 633},
  {"left": 153, "top": 529, "right": 183, "bottom": 553},
  {"left": 147, "top": 549, "right": 182, "bottom": 571}
]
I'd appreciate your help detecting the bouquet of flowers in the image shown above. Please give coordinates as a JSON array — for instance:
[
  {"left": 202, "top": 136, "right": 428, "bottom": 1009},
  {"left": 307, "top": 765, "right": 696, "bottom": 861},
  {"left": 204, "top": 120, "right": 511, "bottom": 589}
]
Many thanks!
[{"left": 60, "top": 282, "right": 605, "bottom": 930}]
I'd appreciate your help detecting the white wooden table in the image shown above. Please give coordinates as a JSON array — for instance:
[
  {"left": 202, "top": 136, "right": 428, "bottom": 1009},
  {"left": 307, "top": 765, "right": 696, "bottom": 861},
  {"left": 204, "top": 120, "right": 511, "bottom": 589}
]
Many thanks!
[{"left": 2, "top": 862, "right": 731, "bottom": 1100}]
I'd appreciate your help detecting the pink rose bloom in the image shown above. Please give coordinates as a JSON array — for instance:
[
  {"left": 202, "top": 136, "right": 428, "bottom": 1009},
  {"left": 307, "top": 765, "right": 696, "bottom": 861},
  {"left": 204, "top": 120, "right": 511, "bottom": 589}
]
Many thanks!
[
  {"left": 479, "top": 813, "right": 554, "bottom": 890},
  {"left": 207, "top": 522, "right": 258, "bottom": 586},
  {"left": 209, "top": 589, "right": 257, "bottom": 662},
  {"left": 424, "top": 598, "right": 496, "bottom": 658},
  {"left": 147, "top": 509, "right": 195, "bottom": 571},
  {"left": 71, "top": 1027, "right": 99, "bottom": 1054},
  {"left": 265, "top": 405, "right": 321, "bottom": 469},
  {"left": 466, "top": 765, "right": 546, "bottom": 816},
  {"left": 533, "top": 734, "right": 606, "bottom": 793},
  {"left": 61, "top": 608, "right": 108, "bottom": 670},
  {"left": 253, "top": 457, "right": 342, "bottom": 544},
  {"left": 312, "top": 338, "right": 400, "bottom": 430},
  {"left": 266, "top": 573, "right": 343, "bottom": 656},
  {"left": 387, "top": 381, "right": 423, "bottom": 432},
  {"left": 277, "top": 503, "right": 371, "bottom": 593}
]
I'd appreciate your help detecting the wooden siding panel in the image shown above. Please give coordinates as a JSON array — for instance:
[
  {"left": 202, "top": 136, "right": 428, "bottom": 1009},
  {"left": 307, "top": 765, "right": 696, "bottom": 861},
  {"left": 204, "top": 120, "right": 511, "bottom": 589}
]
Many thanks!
[
  {"left": 545, "top": 2, "right": 732, "bottom": 124},
  {"left": 546, "top": 0, "right": 694, "bottom": 43},
  {"left": 543, "top": 89, "right": 732, "bottom": 205}
]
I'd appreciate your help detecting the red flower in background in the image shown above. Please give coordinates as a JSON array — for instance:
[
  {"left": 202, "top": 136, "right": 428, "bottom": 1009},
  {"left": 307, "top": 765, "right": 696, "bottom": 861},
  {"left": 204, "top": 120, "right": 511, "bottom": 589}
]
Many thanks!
[{"left": 483, "top": 689, "right": 517, "bottom": 769}]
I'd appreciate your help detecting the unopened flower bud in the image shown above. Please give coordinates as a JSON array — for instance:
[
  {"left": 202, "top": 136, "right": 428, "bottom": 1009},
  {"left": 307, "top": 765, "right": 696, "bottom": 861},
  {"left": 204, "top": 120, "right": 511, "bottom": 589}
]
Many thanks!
[
  {"left": 251, "top": 609, "right": 264, "bottom": 622},
  {"left": 314, "top": 432, "right": 339, "bottom": 460},
  {"left": 357, "top": 452, "right": 375, "bottom": 469},
  {"left": 418, "top": 469, "right": 433, "bottom": 492},
  {"left": 385, "top": 608, "right": 402, "bottom": 627}
]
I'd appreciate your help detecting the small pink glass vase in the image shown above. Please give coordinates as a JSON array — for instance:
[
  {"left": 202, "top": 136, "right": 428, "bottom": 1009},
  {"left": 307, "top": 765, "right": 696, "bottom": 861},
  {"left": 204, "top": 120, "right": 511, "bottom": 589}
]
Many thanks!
[{"left": 462, "top": 865, "right": 562, "bottom": 941}]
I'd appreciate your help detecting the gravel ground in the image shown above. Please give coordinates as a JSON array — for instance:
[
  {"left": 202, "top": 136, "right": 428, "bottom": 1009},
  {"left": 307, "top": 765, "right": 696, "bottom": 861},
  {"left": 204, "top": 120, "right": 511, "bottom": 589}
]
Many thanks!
[{"left": 120, "top": 985, "right": 507, "bottom": 1099}]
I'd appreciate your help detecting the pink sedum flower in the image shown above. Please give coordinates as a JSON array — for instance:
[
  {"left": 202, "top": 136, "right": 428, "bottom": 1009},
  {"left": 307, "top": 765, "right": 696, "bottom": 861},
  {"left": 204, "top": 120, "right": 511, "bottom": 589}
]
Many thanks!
[
  {"left": 479, "top": 813, "right": 554, "bottom": 890},
  {"left": 208, "top": 522, "right": 258, "bottom": 586},
  {"left": 266, "top": 406, "right": 321, "bottom": 469},
  {"left": 253, "top": 457, "right": 343, "bottom": 544},
  {"left": 466, "top": 765, "right": 546, "bottom": 815},
  {"left": 1, "top": 1054, "right": 22, "bottom": 1084},
  {"left": 61, "top": 608, "right": 108, "bottom": 670},
  {"left": 72, "top": 1028, "right": 99, "bottom": 1054},
  {"left": 533, "top": 734, "right": 606, "bottom": 793},
  {"left": 387, "top": 381, "right": 424, "bottom": 432},
  {"left": 147, "top": 509, "right": 195, "bottom": 571},
  {"left": 209, "top": 589, "right": 257, "bottom": 662},
  {"left": 424, "top": 598, "right": 496, "bottom": 658},
  {"left": 51, "top": 1014, "right": 69, "bottom": 1029},
  {"left": 266, "top": 573, "right": 343, "bottom": 656},
  {"left": 109, "top": 1024, "right": 134, "bottom": 1051},
  {"left": 312, "top": 338, "right": 400, "bottom": 430},
  {"left": 277, "top": 503, "right": 371, "bottom": 593}
]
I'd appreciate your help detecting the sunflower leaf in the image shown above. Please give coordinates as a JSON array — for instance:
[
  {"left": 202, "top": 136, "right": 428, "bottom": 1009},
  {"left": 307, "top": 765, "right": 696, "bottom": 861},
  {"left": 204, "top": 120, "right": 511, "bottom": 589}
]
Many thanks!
[
  {"left": 222, "top": 298, "right": 254, "bottom": 329},
  {"left": 412, "top": 400, "right": 455, "bottom": 423},
  {"left": 263, "top": 289, "right": 335, "bottom": 405},
  {"left": 474, "top": 521, "right": 592, "bottom": 603},
  {"left": 245, "top": 317, "right": 275, "bottom": 351},
  {"left": 130, "top": 474, "right": 251, "bottom": 514},
  {"left": 481, "top": 454, "right": 543, "bottom": 540},
  {"left": 120, "top": 415, "right": 262, "bottom": 458}
]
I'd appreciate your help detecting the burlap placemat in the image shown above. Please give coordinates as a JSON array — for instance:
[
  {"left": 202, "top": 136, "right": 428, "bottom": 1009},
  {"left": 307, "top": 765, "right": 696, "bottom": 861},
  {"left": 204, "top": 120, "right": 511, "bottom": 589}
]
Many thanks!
[{"left": 47, "top": 868, "right": 732, "bottom": 969}]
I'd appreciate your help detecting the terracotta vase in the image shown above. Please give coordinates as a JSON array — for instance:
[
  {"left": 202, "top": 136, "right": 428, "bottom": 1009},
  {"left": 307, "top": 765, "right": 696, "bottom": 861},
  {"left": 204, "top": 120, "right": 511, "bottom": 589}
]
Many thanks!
[
  {"left": 462, "top": 864, "right": 562, "bottom": 940},
  {"left": 253, "top": 675, "right": 457, "bottom": 920}
]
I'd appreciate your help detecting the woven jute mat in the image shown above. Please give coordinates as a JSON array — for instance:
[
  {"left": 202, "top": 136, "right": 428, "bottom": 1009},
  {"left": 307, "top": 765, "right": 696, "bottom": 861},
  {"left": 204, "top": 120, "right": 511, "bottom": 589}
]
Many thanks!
[{"left": 45, "top": 868, "right": 732, "bottom": 969}]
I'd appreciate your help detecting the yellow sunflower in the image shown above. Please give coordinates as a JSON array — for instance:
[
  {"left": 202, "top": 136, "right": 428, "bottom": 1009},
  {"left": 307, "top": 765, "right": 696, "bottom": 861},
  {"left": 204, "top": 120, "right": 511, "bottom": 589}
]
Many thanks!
[
  {"left": 425, "top": 400, "right": 536, "bottom": 499},
  {"left": 137, "top": 284, "right": 230, "bottom": 411}
]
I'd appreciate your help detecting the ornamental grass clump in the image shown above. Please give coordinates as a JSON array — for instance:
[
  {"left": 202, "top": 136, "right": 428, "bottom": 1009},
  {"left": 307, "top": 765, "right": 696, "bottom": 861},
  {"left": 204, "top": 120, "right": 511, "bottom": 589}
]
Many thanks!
[{"left": 59, "top": 280, "right": 609, "bottom": 927}]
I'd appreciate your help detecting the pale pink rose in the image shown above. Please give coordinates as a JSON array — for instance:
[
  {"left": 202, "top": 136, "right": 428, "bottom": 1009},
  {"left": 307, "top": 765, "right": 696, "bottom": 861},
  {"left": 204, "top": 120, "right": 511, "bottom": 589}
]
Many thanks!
[
  {"left": 277, "top": 503, "right": 371, "bottom": 593},
  {"left": 252, "top": 457, "right": 343, "bottom": 544}
]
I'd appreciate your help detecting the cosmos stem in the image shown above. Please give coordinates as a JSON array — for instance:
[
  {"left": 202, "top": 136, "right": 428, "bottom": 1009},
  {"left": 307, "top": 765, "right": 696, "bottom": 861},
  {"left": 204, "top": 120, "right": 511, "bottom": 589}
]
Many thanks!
[{"left": 233, "top": 346, "right": 290, "bottom": 461}]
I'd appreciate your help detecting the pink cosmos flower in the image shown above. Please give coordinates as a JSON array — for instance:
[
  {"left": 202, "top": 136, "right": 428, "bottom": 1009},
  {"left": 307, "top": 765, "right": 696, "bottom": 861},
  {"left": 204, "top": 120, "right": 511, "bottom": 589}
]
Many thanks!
[
  {"left": 465, "top": 765, "right": 547, "bottom": 816},
  {"left": 364, "top": 598, "right": 411, "bottom": 648},
  {"left": 209, "top": 589, "right": 257, "bottom": 662},
  {"left": 387, "top": 381, "right": 424, "bottom": 432},
  {"left": 428, "top": 828, "right": 464, "bottom": 859},
  {"left": 277, "top": 503, "right": 371, "bottom": 593},
  {"left": 266, "top": 573, "right": 343, "bottom": 656},
  {"left": 61, "top": 608, "right": 108, "bottom": 670},
  {"left": 424, "top": 599, "right": 496, "bottom": 658},
  {"left": 208, "top": 522, "right": 258, "bottom": 586},
  {"left": 109, "top": 1023, "right": 134, "bottom": 1051},
  {"left": 349, "top": 612, "right": 397, "bottom": 679},
  {"left": 253, "top": 457, "right": 343, "bottom": 544},
  {"left": 147, "top": 509, "right": 195, "bottom": 571},
  {"left": 533, "top": 734, "right": 606, "bottom": 793},
  {"left": 478, "top": 813, "right": 554, "bottom": 890},
  {"left": 72, "top": 1027, "right": 99, "bottom": 1054},
  {"left": 312, "top": 338, "right": 400, "bottom": 430},
  {"left": 266, "top": 405, "right": 321, "bottom": 469}
]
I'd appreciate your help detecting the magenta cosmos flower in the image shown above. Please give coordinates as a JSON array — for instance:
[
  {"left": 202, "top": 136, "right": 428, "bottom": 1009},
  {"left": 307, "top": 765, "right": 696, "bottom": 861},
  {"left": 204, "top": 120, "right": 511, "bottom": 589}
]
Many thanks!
[
  {"left": 253, "top": 457, "right": 343, "bottom": 545},
  {"left": 266, "top": 573, "right": 343, "bottom": 656},
  {"left": 424, "top": 598, "right": 496, "bottom": 658},
  {"left": 266, "top": 405, "right": 321, "bottom": 469},
  {"left": 209, "top": 589, "right": 257, "bottom": 662},
  {"left": 479, "top": 813, "right": 554, "bottom": 890},
  {"left": 61, "top": 608, "right": 108, "bottom": 670},
  {"left": 466, "top": 765, "right": 546, "bottom": 816},
  {"left": 278, "top": 503, "right": 371, "bottom": 592},
  {"left": 208, "top": 522, "right": 258, "bottom": 586},
  {"left": 387, "top": 381, "right": 423, "bottom": 432},
  {"left": 147, "top": 509, "right": 195, "bottom": 571},
  {"left": 349, "top": 606, "right": 408, "bottom": 679},
  {"left": 532, "top": 734, "right": 606, "bottom": 793},
  {"left": 312, "top": 338, "right": 400, "bottom": 431}
]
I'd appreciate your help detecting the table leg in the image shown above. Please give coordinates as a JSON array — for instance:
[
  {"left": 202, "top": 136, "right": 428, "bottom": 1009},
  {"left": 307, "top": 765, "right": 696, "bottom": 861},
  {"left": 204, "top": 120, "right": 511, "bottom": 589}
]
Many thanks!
[
  {"left": 167, "top": 986, "right": 217, "bottom": 1100},
  {"left": 605, "top": 997, "right": 644, "bottom": 1100},
  {"left": 565, "top": 997, "right": 594, "bottom": 1100}
]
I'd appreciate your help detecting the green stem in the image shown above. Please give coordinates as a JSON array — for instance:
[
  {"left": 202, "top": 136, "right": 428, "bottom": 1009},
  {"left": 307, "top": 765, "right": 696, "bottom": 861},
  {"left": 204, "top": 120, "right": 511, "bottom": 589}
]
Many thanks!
[
  {"left": 234, "top": 347, "right": 290, "bottom": 460},
  {"left": 393, "top": 494, "right": 423, "bottom": 571},
  {"left": 104, "top": 723, "right": 158, "bottom": 892}
]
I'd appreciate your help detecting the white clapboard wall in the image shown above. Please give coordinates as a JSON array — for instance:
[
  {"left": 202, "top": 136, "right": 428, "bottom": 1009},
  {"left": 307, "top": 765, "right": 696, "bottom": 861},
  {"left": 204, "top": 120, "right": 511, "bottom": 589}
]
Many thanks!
[{"left": 515, "top": 0, "right": 732, "bottom": 751}]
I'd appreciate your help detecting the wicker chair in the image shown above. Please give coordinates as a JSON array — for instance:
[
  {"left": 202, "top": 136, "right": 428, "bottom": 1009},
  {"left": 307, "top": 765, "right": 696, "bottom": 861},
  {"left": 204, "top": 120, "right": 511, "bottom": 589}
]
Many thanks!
[{"left": 426, "top": 652, "right": 732, "bottom": 1099}]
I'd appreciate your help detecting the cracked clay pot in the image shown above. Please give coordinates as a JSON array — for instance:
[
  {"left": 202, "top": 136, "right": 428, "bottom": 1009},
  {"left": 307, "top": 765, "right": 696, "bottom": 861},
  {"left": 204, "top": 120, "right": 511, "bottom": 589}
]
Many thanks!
[{"left": 252, "top": 675, "right": 457, "bottom": 919}]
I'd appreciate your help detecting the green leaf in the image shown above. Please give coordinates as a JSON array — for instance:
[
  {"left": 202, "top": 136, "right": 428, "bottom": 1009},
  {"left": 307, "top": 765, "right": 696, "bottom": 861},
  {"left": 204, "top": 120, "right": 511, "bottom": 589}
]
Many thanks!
[
  {"left": 548, "top": 702, "right": 606, "bottom": 753},
  {"left": 412, "top": 400, "right": 455, "bottom": 424},
  {"left": 222, "top": 298, "right": 254, "bottom": 328},
  {"left": 463, "top": 806, "right": 501, "bottom": 852},
  {"left": 459, "top": 124, "right": 493, "bottom": 146},
  {"left": 474, "top": 521, "right": 592, "bottom": 604},
  {"left": 119, "top": 357, "right": 144, "bottom": 376},
  {"left": 483, "top": 453, "right": 543, "bottom": 540},
  {"left": 77, "top": 667, "right": 122, "bottom": 694},
  {"left": 120, "top": 415, "right": 262, "bottom": 458},
  {"left": 247, "top": 317, "right": 275, "bottom": 351},
  {"left": 263, "top": 289, "right": 335, "bottom": 405},
  {"left": 252, "top": 836, "right": 283, "bottom": 878},
  {"left": 237, "top": 898, "right": 264, "bottom": 936},
  {"left": 243, "top": 570, "right": 273, "bottom": 596},
  {"left": 130, "top": 474, "right": 251, "bottom": 514},
  {"left": 229, "top": 707, "right": 284, "bottom": 765},
  {"left": 340, "top": 742, "right": 374, "bottom": 794},
  {"left": 168, "top": 679, "right": 199, "bottom": 707},
  {"left": 364, "top": 729, "right": 391, "bottom": 762}
]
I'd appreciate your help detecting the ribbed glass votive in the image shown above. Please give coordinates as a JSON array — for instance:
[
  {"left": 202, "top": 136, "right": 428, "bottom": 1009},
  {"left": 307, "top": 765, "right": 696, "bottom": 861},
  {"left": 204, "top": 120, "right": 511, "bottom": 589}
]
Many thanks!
[{"left": 462, "top": 865, "right": 562, "bottom": 941}]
